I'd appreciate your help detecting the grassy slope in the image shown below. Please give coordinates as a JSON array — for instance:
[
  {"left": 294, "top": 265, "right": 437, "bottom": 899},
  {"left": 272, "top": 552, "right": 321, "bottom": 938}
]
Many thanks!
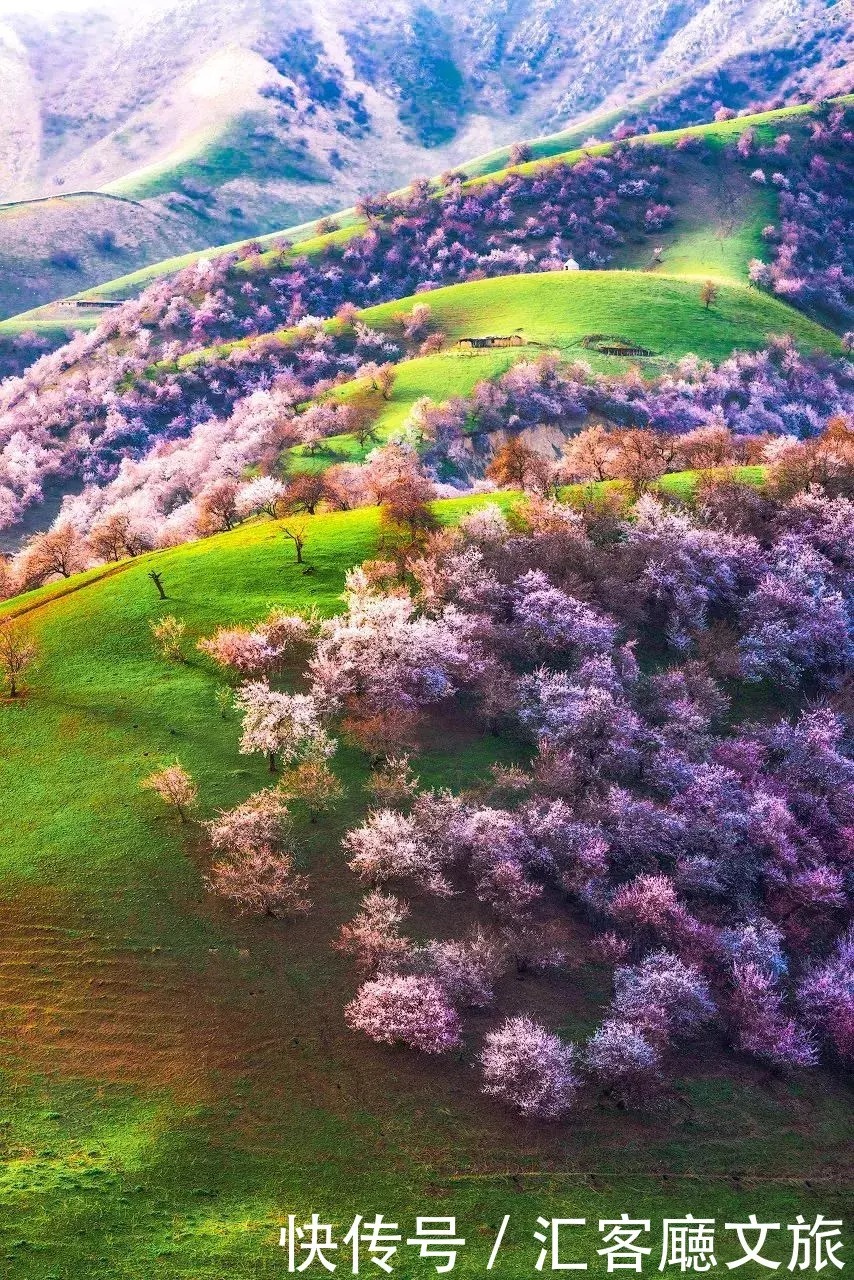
[
  {"left": 287, "top": 272, "right": 840, "bottom": 470},
  {"left": 462, "top": 91, "right": 853, "bottom": 179},
  {"left": 0, "top": 191, "right": 205, "bottom": 326},
  {"left": 474, "top": 100, "right": 828, "bottom": 187},
  {"left": 6, "top": 97, "right": 848, "bottom": 339},
  {"left": 364, "top": 272, "right": 839, "bottom": 356},
  {"left": 0, "top": 491, "right": 850, "bottom": 1277},
  {"left": 104, "top": 116, "right": 329, "bottom": 204}
]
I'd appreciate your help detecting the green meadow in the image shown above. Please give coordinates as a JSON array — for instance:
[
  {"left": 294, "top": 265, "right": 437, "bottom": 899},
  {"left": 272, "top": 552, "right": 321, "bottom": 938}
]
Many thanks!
[
  {"left": 286, "top": 271, "right": 839, "bottom": 470},
  {"left": 363, "top": 272, "right": 839, "bottom": 357},
  {"left": 0, "top": 489, "right": 850, "bottom": 1276}
]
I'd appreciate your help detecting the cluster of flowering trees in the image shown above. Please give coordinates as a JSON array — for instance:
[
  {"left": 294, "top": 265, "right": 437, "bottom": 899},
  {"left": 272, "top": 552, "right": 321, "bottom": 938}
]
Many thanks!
[
  {"left": 424, "top": 342, "right": 853, "bottom": 474},
  {"left": 3, "top": 337, "right": 850, "bottom": 598},
  {"left": 198, "top": 606, "right": 316, "bottom": 678},
  {"left": 0, "top": 315, "right": 381, "bottom": 556},
  {"left": 325, "top": 483, "right": 853, "bottom": 1115},
  {"left": 748, "top": 106, "right": 853, "bottom": 329},
  {"left": 190, "top": 609, "right": 339, "bottom": 914},
  {"left": 1, "top": 104, "right": 849, "bottom": 564},
  {"left": 146, "top": 448, "right": 853, "bottom": 1115},
  {"left": 140, "top": 604, "right": 348, "bottom": 918}
]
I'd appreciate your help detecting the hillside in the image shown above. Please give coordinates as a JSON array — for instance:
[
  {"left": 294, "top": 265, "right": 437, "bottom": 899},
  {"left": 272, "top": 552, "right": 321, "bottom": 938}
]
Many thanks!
[
  {"left": 178, "top": 268, "right": 839, "bottom": 477},
  {"left": 284, "top": 272, "right": 842, "bottom": 468},
  {"left": 0, "top": 192, "right": 199, "bottom": 323},
  {"left": 366, "top": 271, "right": 839, "bottom": 357},
  {"left": 1, "top": 487, "right": 852, "bottom": 1275},
  {"left": 0, "top": 0, "right": 850, "bottom": 318},
  {"left": 1, "top": 12, "right": 852, "bottom": 1277},
  {"left": 0, "top": 96, "right": 849, "bottom": 555},
  {"left": 6, "top": 0, "right": 849, "bottom": 202},
  {"left": 1, "top": 96, "right": 837, "bottom": 341}
]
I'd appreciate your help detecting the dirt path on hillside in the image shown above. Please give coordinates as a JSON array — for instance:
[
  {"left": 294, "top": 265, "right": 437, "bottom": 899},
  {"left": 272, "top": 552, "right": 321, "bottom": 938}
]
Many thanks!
[{"left": 0, "top": 560, "right": 139, "bottom": 623}]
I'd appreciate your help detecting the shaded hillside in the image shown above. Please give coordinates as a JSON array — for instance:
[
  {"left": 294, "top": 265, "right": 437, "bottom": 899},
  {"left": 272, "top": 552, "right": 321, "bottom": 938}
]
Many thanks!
[{"left": 0, "top": 192, "right": 203, "bottom": 321}]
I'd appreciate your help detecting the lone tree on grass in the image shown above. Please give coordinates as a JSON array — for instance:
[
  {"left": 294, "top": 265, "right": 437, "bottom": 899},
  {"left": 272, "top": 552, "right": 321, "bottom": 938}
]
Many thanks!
[
  {"left": 204, "top": 786, "right": 312, "bottom": 917},
  {"left": 0, "top": 621, "right": 38, "bottom": 697},
  {"left": 235, "top": 682, "right": 334, "bottom": 773},
  {"left": 700, "top": 279, "right": 719, "bottom": 309},
  {"left": 280, "top": 473, "right": 327, "bottom": 516},
  {"left": 509, "top": 141, "right": 533, "bottom": 165},
  {"left": 141, "top": 762, "right": 198, "bottom": 822},
  {"left": 279, "top": 758, "right": 343, "bottom": 821},
  {"left": 371, "top": 363, "right": 396, "bottom": 401},
  {"left": 352, "top": 413, "right": 379, "bottom": 449},
  {"left": 282, "top": 517, "right": 309, "bottom": 565}
]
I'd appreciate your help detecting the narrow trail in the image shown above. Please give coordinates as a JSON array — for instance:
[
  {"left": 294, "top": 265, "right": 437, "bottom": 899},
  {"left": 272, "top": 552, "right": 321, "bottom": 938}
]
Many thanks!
[{"left": 0, "top": 559, "right": 141, "bottom": 623}]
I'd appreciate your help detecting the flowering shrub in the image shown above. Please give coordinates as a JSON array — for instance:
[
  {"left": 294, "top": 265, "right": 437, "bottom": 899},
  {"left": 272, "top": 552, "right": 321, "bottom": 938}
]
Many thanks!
[
  {"left": 584, "top": 1020, "right": 663, "bottom": 1106},
  {"left": 206, "top": 789, "right": 290, "bottom": 858},
  {"left": 207, "top": 849, "right": 311, "bottom": 917},
  {"left": 140, "top": 762, "right": 197, "bottom": 821},
  {"left": 480, "top": 1017, "right": 579, "bottom": 1118},
  {"left": 344, "top": 974, "right": 462, "bottom": 1052}
]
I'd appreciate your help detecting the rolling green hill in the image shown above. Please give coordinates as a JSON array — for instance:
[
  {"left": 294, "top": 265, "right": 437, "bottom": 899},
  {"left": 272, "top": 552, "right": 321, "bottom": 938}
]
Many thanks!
[
  {"left": 364, "top": 271, "right": 840, "bottom": 357},
  {"left": 5, "top": 97, "right": 848, "bottom": 344},
  {"left": 280, "top": 271, "right": 840, "bottom": 469},
  {"left": 0, "top": 488, "right": 850, "bottom": 1276},
  {"left": 470, "top": 99, "right": 833, "bottom": 187}
]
